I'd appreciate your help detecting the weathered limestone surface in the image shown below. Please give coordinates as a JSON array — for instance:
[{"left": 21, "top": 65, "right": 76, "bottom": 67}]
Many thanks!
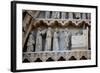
[
  {"left": 23, "top": 11, "right": 91, "bottom": 63},
  {"left": 23, "top": 50, "right": 91, "bottom": 62}
]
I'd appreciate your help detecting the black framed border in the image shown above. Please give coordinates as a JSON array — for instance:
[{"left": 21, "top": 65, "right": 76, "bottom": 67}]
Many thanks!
[{"left": 11, "top": 1, "right": 98, "bottom": 72}]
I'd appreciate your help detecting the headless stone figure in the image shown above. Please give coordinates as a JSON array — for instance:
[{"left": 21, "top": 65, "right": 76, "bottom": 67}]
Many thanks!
[{"left": 27, "top": 32, "right": 35, "bottom": 52}]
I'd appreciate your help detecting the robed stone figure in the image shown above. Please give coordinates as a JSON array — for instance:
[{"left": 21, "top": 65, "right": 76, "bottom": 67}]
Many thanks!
[
  {"left": 53, "top": 28, "right": 59, "bottom": 51},
  {"left": 45, "top": 28, "right": 52, "bottom": 51},
  {"left": 58, "top": 29, "right": 65, "bottom": 51},
  {"left": 35, "top": 28, "right": 42, "bottom": 52},
  {"left": 27, "top": 31, "right": 35, "bottom": 52},
  {"left": 52, "top": 11, "right": 60, "bottom": 19}
]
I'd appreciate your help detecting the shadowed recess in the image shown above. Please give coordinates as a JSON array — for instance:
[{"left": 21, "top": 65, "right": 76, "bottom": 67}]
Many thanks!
[
  {"left": 58, "top": 56, "right": 66, "bottom": 61},
  {"left": 23, "top": 59, "right": 30, "bottom": 63},
  {"left": 46, "top": 57, "right": 54, "bottom": 62},
  {"left": 80, "top": 56, "right": 87, "bottom": 60},
  {"left": 69, "top": 56, "right": 77, "bottom": 60},
  {"left": 34, "top": 58, "right": 42, "bottom": 62}
]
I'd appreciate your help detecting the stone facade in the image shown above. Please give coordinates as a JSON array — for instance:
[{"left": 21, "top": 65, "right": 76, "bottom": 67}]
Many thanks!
[{"left": 22, "top": 10, "right": 91, "bottom": 63}]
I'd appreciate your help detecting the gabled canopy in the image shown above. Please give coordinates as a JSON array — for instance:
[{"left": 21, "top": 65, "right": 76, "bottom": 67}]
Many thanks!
[
  {"left": 49, "top": 21, "right": 62, "bottom": 28},
  {"left": 35, "top": 20, "right": 48, "bottom": 28}
]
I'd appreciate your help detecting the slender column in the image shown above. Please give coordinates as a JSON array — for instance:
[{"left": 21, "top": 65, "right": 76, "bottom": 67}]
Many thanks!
[
  {"left": 86, "top": 27, "right": 89, "bottom": 50},
  {"left": 64, "top": 28, "right": 69, "bottom": 50}
]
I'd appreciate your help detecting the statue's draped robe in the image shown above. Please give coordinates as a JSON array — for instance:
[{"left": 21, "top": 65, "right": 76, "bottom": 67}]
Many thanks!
[
  {"left": 53, "top": 31, "right": 59, "bottom": 51},
  {"left": 58, "top": 29, "right": 65, "bottom": 51},
  {"left": 52, "top": 11, "right": 60, "bottom": 19},
  {"left": 35, "top": 30, "right": 42, "bottom": 52},
  {"left": 45, "top": 11, "right": 50, "bottom": 19},
  {"left": 45, "top": 28, "right": 52, "bottom": 51},
  {"left": 27, "top": 32, "right": 35, "bottom": 52}
]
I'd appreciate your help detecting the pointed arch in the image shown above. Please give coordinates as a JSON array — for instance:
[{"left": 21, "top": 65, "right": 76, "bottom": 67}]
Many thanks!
[
  {"left": 63, "top": 21, "right": 76, "bottom": 28},
  {"left": 77, "top": 21, "right": 91, "bottom": 29},
  {"left": 35, "top": 20, "right": 48, "bottom": 28},
  {"left": 49, "top": 20, "right": 62, "bottom": 28}
]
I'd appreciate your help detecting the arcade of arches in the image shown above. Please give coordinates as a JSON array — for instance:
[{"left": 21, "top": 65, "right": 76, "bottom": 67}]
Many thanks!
[{"left": 22, "top": 10, "right": 91, "bottom": 63}]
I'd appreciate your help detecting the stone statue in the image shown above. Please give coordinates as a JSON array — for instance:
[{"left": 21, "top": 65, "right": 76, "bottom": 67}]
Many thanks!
[
  {"left": 27, "top": 31, "right": 35, "bottom": 52},
  {"left": 61, "top": 12, "right": 66, "bottom": 19},
  {"left": 35, "top": 28, "right": 42, "bottom": 52},
  {"left": 45, "top": 28, "right": 52, "bottom": 51},
  {"left": 58, "top": 28, "right": 65, "bottom": 51},
  {"left": 52, "top": 11, "right": 60, "bottom": 19},
  {"left": 75, "top": 13, "right": 81, "bottom": 19},
  {"left": 45, "top": 11, "right": 50, "bottom": 19},
  {"left": 53, "top": 28, "right": 59, "bottom": 51}
]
